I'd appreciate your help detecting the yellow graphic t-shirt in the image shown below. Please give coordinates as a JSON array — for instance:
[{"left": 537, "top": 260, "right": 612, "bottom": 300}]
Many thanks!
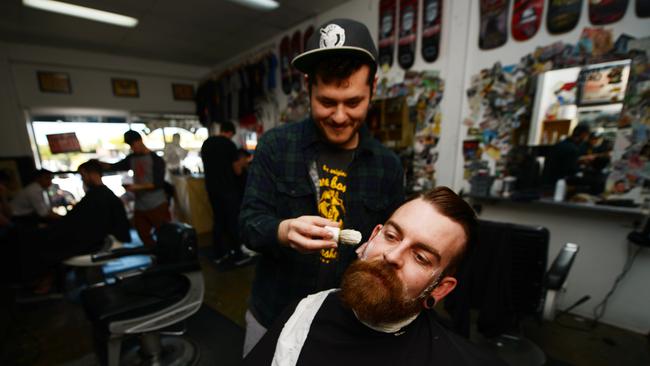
[
  {"left": 315, "top": 146, "right": 355, "bottom": 291},
  {"left": 318, "top": 163, "right": 348, "bottom": 264}
]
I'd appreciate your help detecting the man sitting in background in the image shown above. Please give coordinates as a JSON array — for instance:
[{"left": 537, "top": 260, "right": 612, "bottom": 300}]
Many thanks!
[
  {"left": 10, "top": 168, "right": 61, "bottom": 225},
  {"left": 244, "top": 187, "right": 506, "bottom": 366}
]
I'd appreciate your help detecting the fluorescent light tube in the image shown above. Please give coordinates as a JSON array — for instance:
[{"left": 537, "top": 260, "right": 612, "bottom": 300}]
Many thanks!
[
  {"left": 226, "top": 0, "right": 279, "bottom": 11},
  {"left": 23, "top": 0, "right": 138, "bottom": 28}
]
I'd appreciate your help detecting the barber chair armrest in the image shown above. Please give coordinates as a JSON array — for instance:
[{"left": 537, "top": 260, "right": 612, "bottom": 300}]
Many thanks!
[
  {"left": 91, "top": 247, "right": 153, "bottom": 263},
  {"left": 545, "top": 243, "right": 579, "bottom": 290}
]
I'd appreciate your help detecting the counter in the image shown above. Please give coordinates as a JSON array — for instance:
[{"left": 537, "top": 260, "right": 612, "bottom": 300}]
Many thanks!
[{"left": 171, "top": 175, "right": 213, "bottom": 234}]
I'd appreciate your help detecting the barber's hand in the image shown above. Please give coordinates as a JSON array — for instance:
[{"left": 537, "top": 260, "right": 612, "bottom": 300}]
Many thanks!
[{"left": 277, "top": 216, "right": 339, "bottom": 253}]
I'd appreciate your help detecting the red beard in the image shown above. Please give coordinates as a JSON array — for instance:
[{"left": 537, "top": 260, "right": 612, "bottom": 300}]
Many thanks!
[{"left": 339, "top": 259, "right": 423, "bottom": 325}]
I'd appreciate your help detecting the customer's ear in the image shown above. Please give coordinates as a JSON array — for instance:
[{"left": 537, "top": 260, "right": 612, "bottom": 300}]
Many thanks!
[{"left": 430, "top": 277, "right": 458, "bottom": 304}]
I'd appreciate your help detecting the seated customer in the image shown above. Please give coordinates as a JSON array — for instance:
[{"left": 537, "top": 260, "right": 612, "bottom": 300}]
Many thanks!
[
  {"left": 51, "top": 159, "right": 132, "bottom": 254},
  {"left": 244, "top": 187, "right": 506, "bottom": 366},
  {"left": 12, "top": 160, "right": 131, "bottom": 289},
  {"left": 10, "top": 168, "right": 60, "bottom": 224}
]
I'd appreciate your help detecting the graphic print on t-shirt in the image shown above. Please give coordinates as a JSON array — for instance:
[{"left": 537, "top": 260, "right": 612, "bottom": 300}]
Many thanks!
[{"left": 318, "top": 163, "right": 347, "bottom": 264}]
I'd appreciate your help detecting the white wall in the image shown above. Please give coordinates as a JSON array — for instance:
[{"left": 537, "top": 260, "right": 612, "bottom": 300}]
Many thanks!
[
  {"left": 0, "top": 41, "right": 210, "bottom": 157},
  {"left": 478, "top": 201, "right": 650, "bottom": 334}
]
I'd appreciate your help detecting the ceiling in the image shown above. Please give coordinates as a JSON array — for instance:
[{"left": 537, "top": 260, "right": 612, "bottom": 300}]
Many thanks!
[{"left": 0, "top": 0, "right": 350, "bottom": 67}]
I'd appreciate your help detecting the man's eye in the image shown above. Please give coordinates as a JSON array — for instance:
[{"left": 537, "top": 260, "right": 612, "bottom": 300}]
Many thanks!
[
  {"left": 384, "top": 232, "right": 399, "bottom": 242},
  {"left": 414, "top": 252, "right": 431, "bottom": 265},
  {"left": 346, "top": 101, "right": 361, "bottom": 108}
]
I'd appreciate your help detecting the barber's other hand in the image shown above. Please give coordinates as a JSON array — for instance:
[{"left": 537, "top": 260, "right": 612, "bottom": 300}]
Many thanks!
[{"left": 277, "top": 216, "right": 339, "bottom": 253}]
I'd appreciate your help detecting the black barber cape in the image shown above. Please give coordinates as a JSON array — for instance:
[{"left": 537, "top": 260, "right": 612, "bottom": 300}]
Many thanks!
[
  {"left": 45, "top": 184, "right": 131, "bottom": 256},
  {"left": 244, "top": 291, "right": 507, "bottom": 366}
]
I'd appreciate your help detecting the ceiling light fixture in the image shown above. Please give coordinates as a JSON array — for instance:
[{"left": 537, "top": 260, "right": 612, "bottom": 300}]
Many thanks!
[
  {"left": 23, "top": 0, "right": 138, "bottom": 28},
  {"left": 226, "top": 0, "right": 280, "bottom": 11}
]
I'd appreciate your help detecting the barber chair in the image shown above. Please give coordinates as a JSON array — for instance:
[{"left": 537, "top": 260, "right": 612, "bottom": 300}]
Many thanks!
[
  {"left": 81, "top": 223, "right": 204, "bottom": 366},
  {"left": 446, "top": 220, "right": 579, "bottom": 366},
  {"left": 63, "top": 234, "right": 152, "bottom": 293}
]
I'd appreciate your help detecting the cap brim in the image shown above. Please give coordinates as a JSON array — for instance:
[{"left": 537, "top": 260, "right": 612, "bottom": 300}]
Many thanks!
[{"left": 291, "top": 47, "right": 377, "bottom": 74}]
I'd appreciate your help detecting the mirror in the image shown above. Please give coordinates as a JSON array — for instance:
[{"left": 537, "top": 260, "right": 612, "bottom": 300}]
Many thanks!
[
  {"left": 528, "top": 59, "right": 630, "bottom": 146},
  {"left": 522, "top": 59, "right": 631, "bottom": 197}
]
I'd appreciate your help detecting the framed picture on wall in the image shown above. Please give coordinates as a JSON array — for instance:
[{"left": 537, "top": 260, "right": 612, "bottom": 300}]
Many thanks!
[
  {"left": 111, "top": 78, "right": 139, "bottom": 98},
  {"left": 37, "top": 71, "right": 71, "bottom": 94},
  {"left": 172, "top": 83, "right": 195, "bottom": 101}
]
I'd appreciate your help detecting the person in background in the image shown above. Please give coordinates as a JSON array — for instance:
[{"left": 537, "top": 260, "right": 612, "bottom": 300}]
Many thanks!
[
  {"left": 51, "top": 159, "right": 132, "bottom": 254},
  {"left": 163, "top": 133, "right": 188, "bottom": 175},
  {"left": 102, "top": 130, "right": 170, "bottom": 246},
  {"left": 10, "top": 168, "right": 60, "bottom": 225},
  {"left": 201, "top": 121, "right": 251, "bottom": 267},
  {"left": 244, "top": 187, "right": 505, "bottom": 366},
  {"left": 239, "top": 18, "right": 405, "bottom": 355},
  {"left": 542, "top": 123, "right": 591, "bottom": 188}
]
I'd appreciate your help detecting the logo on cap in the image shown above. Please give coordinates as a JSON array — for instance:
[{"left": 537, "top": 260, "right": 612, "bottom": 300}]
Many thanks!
[{"left": 319, "top": 24, "right": 346, "bottom": 49}]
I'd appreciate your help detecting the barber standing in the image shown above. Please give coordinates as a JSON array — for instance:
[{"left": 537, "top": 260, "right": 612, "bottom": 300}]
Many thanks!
[
  {"left": 201, "top": 121, "right": 251, "bottom": 267},
  {"left": 239, "top": 18, "right": 405, "bottom": 354},
  {"left": 102, "top": 130, "right": 170, "bottom": 247}
]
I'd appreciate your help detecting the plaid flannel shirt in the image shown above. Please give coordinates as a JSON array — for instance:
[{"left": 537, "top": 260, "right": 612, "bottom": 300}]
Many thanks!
[{"left": 240, "top": 117, "right": 405, "bottom": 327}]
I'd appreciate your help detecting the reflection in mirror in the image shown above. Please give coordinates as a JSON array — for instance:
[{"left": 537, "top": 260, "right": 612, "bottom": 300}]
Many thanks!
[{"left": 526, "top": 59, "right": 631, "bottom": 197}]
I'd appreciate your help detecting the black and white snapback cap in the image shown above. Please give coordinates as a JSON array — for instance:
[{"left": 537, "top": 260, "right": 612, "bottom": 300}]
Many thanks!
[{"left": 291, "top": 18, "right": 378, "bottom": 74}]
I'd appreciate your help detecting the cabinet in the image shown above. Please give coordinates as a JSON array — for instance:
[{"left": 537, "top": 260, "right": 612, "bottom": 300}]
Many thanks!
[{"left": 369, "top": 96, "right": 413, "bottom": 150}]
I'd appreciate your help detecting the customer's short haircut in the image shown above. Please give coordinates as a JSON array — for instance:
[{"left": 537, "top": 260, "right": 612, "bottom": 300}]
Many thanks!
[
  {"left": 123, "top": 130, "right": 142, "bottom": 145},
  {"left": 220, "top": 121, "right": 236, "bottom": 134},
  {"left": 307, "top": 55, "right": 377, "bottom": 95},
  {"left": 572, "top": 123, "right": 590, "bottom": 138},
  {"left": 410, "top": 187, "right": 477, "bottom": 277},
  {"left": 78, "top": 160, "right": 103, "bottom": 175}
]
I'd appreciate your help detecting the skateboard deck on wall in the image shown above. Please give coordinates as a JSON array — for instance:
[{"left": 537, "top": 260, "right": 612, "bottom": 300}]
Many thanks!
[
  {"left": 378, "top": 0, "right": 397, "bottom": 68},
  {"left": 290, "top": 30, "right": 302, "bottom": 92},
  {"left": 303, "top": 26, "right": 314, "bottom": 51},
  {"left": 301, "top": 26, "right": 314, "bottom": 90},
  {"left": 421, "top": 0, "right": 442, "bottom": 63},
  {"left": 512, "top": 0, "right": 543, "bottom": 41},
  {"left": 547, "top": 0, "right": 583, "bottom": 34},
  {"left": 479, "top": 0, "right": 510, "bottom": 50},
  {"left": 589, "top": 0, "right": 628, "bottom": 25},
  {"left": 279, "top": 35, "right": 291, "bottom": 95},
  {"left": 398, "top": 0, "right": 418, "bottom": 69},
  {"left": 638, "top": 0, "right": 650, "bottom": 17}
]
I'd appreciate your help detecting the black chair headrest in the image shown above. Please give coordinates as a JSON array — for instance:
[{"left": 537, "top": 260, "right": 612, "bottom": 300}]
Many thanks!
[{"left": 155, "top": 223, "right": 198, "bottom": 266}]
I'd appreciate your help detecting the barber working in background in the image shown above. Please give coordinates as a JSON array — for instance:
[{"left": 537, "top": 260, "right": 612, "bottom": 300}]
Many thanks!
[
  {"left": 101, "top": 130, "right": 170, "bottom": 246},
  {"left": 239, "top": 18, "right": 405, "bottom": 355},
  {"left": 201, "top": 121, "right": 252, "bottom": 267},
  {"left": 244, "top": 187, "right": 506, "bottom": 366}
]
